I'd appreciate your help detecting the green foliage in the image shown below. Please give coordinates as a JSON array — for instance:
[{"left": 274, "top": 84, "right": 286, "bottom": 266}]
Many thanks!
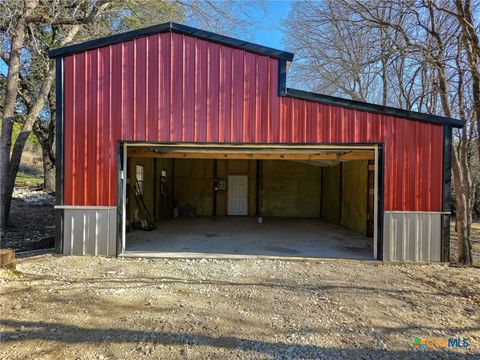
[
  {"left": 11, "top": 121, "right": 40, "bottom": 152},
  {"left": 72, "top": 0, "right": 185, "bottom": 42},
  {"left": 15, "top": 171, "right": 43, "bottom": 187},
  {"left": 0, "top": 119, "right": 40, "bottom": 153},
  {"left": 114, "top": 0, "right": 185, "bottom": 30}
]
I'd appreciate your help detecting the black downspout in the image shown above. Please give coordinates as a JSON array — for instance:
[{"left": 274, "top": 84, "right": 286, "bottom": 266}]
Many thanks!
[
  {"left": 153, "top": 159, "right": 157, "bottom": 220},
  {"left": 255, "top": 160, "right": 260, "bottom": 216},
  {"left": 54, "top": 57, "right": 64, "bottom": 254},
  {"left": 213, "top": 159, "right": 217, "bottom": 216},
  {"left": 441, "top": 126, "right": 452, "bottom": 262},
  {"left": 339, "top": 163, "right": 343, "bottom": 223},
  {"left": 171, "top": 159, "right": 175, "bottom": 214},
  {"left": 258, "top": 160, "right": 263, "bottom": 219},
  {"left": 278, "top": 60, "right": 287, "bottom": 96},
  {"left": 320, "top": 167, "right": 324, "bottom": 218},
  {"left": 377, "top": 145, "right": 385, "bottom": 260}
]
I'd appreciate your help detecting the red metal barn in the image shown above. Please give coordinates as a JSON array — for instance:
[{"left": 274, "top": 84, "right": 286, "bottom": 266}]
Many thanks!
[{"left": 49, "top": 23, "right": 462, "bottom": 262}]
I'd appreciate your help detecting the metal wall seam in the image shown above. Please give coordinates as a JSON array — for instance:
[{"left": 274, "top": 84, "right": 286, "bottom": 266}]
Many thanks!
[
  {"left": 383, "top": 211, "right": 441, "bottom": 262},
  {"left": 63, "top": 208, "right": 117, "bottom": 256}
]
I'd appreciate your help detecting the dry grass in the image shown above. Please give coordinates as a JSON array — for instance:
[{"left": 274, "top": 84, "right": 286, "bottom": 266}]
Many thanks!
[{"left": 14, "top": 172, "right": 43, "bottom": 188}]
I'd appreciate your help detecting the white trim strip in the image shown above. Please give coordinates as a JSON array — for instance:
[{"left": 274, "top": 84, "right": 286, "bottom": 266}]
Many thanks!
[{"left": 55, "top": 205, "right": 117, "bottom": 210}]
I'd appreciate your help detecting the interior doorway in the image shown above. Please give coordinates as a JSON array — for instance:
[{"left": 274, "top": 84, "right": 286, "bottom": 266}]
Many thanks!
[{"left": 228, "top": 175, "right": 248, "bottom": 215}]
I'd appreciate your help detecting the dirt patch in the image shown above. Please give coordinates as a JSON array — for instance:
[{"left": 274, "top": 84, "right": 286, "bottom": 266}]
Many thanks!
[
  {"left": 0, "top": 256, "right": 479, "bottom": 359},
  {"left": 3, "top": 188, "right": 55, "bottom": 252}
]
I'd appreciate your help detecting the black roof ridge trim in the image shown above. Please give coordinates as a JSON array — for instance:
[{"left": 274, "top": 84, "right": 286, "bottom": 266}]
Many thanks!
[
  {"left": 285, "top": 88, "right": 463, "bottom": 128},
  {"left": 48, "top": 22, "right": 294, "bottom": 61}
]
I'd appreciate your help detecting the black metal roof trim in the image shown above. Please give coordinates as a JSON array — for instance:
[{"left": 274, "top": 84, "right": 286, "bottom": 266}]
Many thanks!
[
  {"left": 48, "top": 22, "right": 294, "bottom": 61},
  {"left": 285, "top": 88, "right": 463, "bottom": 128},
  {"left": 278, "top": 60, "right": 287, "bottom": 96}
]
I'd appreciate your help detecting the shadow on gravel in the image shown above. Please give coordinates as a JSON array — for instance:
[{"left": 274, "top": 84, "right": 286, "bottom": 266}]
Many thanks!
[
  {"left": 9, "top": 272, "right": 461, "bottom": 299},
  {"left": 0, "top": 319, "right": 475, "bottom": 359}
]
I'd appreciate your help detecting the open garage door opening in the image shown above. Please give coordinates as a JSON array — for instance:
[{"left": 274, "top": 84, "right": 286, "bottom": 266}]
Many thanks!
[{"left": 120, "top": 144, "right": 379, "bottom": 260}]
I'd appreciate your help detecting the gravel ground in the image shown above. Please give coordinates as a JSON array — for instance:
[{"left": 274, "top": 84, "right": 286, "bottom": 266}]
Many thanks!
[{"left": 0, "top": 256, "right": 479, "bottom": 359}]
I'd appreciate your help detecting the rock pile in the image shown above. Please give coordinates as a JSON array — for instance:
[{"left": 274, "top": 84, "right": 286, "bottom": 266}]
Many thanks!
[
  {"left": 13, "top": 187, "right": 55, "bottom": 205},
  {"left": 3, "top": 187, "right": 55, "bottom": 252}
]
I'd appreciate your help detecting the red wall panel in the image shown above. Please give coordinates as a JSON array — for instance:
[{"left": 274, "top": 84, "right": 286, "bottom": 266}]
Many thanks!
[{"left": 62, "top": 32, "right": 444, "bottom": 211}]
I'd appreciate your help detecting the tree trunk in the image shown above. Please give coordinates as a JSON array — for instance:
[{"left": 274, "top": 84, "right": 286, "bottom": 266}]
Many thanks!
[
  {"left": 451, "top": 147, "right": 472, "bottom": 265},
  {"left": 0, "top": 1, "right": 39, "bottom": 240},
  {"left": 434, "top": 54, "right": 473, "bottom": 265},
  {"left": 42, "top": 150, "right": 55, "bottom": 193},
  {"left": 33, "top": 120, "right": 56, "bottom": 193},
  {"left": 455, "top": 0, "right": 480, "bottom": 161},
  {"left": 380, "top": 36, "right": 388, "bottom": 107},
  {"left": 3, "top": 64, "right": 56, "bottom": 226}
]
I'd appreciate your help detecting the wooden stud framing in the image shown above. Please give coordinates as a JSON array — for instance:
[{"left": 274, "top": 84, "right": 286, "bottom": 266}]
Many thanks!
[{"left": 127, "top": 150, "right": 375, "bottom": 161}]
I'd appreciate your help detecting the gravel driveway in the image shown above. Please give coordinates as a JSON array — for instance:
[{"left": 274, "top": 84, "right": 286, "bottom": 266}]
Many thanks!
[{"left": 0, "top": 255, "right": 479, "bottom": 359}]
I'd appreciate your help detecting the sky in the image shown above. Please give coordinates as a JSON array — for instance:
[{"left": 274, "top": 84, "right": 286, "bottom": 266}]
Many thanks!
[{"left": 253, "top": 1, "right": 292, "bottom": 51}]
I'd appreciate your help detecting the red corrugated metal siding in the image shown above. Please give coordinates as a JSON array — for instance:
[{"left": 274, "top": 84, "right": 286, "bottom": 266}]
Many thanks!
[{"left": 62, "top": 32, "right": 444, "bottom": 211}]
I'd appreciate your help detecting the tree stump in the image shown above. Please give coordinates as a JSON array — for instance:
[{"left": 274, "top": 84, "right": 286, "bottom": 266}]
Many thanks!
[{"left": 0, "top": 249, "right": 16, "bottom": 270}]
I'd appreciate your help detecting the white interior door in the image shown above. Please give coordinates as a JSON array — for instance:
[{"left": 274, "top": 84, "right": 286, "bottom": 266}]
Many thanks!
[{"left": 228, "top": 175, "right": 248, "bottom": 216}]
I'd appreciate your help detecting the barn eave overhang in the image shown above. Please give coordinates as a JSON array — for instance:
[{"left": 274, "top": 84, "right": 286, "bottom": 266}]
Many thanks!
[
  {"left": 48, "top": 22, "right": 295, "bottom": 61},
  {"left": 284, "top": 88, "right": 464, "bottom": 128}
]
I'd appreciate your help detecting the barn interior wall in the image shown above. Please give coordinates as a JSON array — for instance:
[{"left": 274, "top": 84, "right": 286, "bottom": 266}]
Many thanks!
[
  {"left": 341, "top": 161, "right": 368, "bottom": 235},
  {"left": 174, "top": 159, "right": 214, "bottom": 216},
  {"left": 127, "top": 156, "right": 369, "bottom": 236},
  {"left": 262, "top": 160, "right": 322, "bottom": 217},
  {"left": 320, "top": 161, "right": 369, "bottom": 235},
  {"left": 321, "top": 164, "right": 341, "bottom": 224}
]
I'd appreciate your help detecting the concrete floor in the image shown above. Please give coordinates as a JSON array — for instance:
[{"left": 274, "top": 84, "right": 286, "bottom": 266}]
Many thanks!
[{"left": 125, "top": 217, "right": 374, "bottom": 259}]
